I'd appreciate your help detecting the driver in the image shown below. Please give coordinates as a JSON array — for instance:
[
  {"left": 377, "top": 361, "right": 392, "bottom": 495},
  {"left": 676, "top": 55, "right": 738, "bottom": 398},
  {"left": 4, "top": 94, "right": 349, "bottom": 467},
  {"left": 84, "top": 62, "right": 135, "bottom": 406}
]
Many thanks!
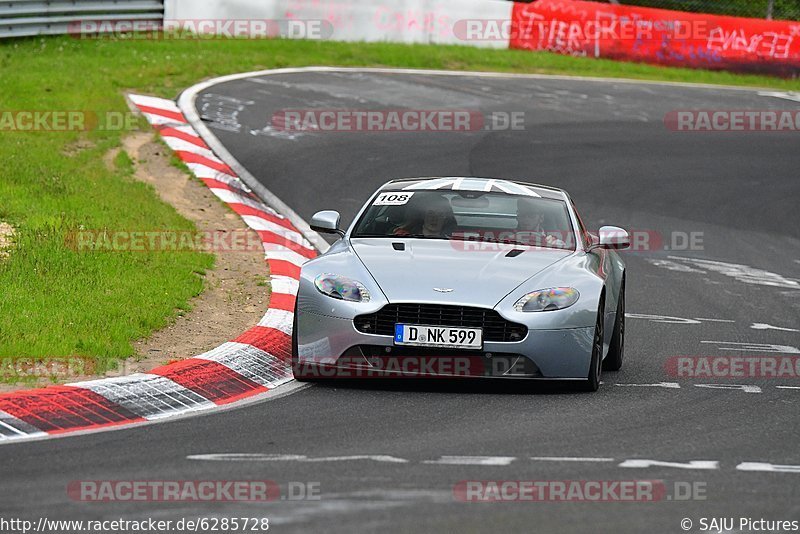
[
  {"left": 394, "top": 195, "right": 453, "bottom": 238},
  {"left": 516, "top": 198, "right": 566, "bottom": 248}
]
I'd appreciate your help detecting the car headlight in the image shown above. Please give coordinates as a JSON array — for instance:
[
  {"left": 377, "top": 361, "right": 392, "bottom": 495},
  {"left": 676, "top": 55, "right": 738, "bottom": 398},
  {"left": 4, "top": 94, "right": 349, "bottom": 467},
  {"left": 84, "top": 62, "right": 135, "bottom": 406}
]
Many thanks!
[
  {"left": 514, "top": 287, "right": 579, "bottom": 312},
  {"left": 314, "top": 274, "right": 371, "bottom": 303}
]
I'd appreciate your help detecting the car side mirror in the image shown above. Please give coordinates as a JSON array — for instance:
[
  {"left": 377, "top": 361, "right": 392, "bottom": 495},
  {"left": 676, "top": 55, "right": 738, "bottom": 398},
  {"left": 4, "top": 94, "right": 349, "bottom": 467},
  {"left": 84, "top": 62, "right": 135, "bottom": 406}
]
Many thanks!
[
  {"left": 311, "top": 210, "right": 344, "bottom": 237},
  {"left": 596, "top": 226, "right": 630, "bottom": 250}
]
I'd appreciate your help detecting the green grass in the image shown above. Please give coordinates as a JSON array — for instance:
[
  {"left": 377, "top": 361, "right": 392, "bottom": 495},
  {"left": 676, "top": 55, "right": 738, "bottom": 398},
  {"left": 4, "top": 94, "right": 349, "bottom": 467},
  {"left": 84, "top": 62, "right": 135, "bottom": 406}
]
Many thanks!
[{"left": 0, "top": 36, "right": 798, "bottom": 380}]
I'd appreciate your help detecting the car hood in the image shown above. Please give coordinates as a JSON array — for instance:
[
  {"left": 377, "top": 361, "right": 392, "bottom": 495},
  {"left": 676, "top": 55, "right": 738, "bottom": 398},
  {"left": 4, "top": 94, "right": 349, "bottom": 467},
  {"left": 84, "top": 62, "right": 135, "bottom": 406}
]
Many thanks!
[{"left": 350, "top": 238, "right": 571, "bottom": 307}]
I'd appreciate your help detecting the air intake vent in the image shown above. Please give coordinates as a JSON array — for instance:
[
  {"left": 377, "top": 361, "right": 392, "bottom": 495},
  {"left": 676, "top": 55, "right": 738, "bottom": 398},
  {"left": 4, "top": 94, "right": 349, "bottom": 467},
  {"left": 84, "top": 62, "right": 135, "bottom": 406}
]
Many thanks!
[{"left": 355, "top": 304, "right": 527, "bottom": 343}]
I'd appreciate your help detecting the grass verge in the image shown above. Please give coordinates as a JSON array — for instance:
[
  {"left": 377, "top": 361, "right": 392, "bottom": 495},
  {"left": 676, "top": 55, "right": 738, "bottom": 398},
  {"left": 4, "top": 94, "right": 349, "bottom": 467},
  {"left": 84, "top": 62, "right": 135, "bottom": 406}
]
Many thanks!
[{"left": 0, "top": 36, "right": 797, "bottom": 382}]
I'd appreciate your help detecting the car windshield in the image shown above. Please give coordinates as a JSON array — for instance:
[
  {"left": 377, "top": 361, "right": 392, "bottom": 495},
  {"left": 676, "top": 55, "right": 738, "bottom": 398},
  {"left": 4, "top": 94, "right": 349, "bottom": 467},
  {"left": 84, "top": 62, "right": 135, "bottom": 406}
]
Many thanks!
[{"left": 351, "top": 190, "right": 576, "bottom": 250}]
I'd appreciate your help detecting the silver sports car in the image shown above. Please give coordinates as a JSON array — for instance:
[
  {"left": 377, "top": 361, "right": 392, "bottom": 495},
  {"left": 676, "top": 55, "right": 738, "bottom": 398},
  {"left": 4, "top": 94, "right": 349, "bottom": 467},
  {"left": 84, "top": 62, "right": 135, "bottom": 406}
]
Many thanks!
[{"left": 292, "top": 177, "right": 629, "bottom": 391}]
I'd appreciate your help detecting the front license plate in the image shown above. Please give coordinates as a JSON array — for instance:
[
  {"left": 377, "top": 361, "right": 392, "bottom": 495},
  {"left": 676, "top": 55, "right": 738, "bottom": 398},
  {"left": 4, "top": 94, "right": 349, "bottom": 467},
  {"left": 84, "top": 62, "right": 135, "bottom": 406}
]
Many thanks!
[{"left": 394, "top": 324, "right": 483, "bottom": 350}]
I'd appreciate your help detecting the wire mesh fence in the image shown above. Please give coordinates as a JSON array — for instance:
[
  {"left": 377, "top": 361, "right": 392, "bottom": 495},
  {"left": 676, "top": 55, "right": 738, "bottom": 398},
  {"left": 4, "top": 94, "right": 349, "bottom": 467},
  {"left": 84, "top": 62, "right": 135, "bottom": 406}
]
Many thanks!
[{"left": 615, "top": 0, "right": 799, "bottom": 21}]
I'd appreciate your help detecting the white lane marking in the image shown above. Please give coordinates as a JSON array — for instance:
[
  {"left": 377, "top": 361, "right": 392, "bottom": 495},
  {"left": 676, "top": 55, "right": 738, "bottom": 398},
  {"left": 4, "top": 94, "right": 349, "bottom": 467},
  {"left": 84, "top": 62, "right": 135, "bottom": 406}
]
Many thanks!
[
  {"left": 758, "top": 91, "right": 800, "bottom": 102},
  {"left": 615, "top": 382, "right": 681, "bottom": 389},
  {"left": 423, "top": 456, "right": 517, "bottom": 466},
  {"left": 646, "top": 258, "right": 705, "bottom": 273},
  {"left": 627, "top": 314, "right": 740, "bottom": 325},
  {"left": 667, "top": 256, "right": 800, "bottom": 290},
  {"left": 188, "top": 453, "right": 306, "bottom": 461},
  {"left": 188, "top": 453, "right": 800, "bottom": 474},
  {"left": 626, "top": 313, "right": 701, "bottom": 324},
  {"left": 303, "top": 456, "right": 409, "bottom": 463},
  {"left": 776, "top": 386, "right": 800, "bottom": 390},
  {"left": 737, "top": 462, "right": 800, "bottom": 473},
  {"left": 619, "top": 459, "right": 719, "bottom": 470},
  {"left": 751, "top": 323, "right": 800, "bottom": 332},
  {"left": 187, "top": 454, "right": 409, "bottom": 463},
  {"left": 695, "top": 384, "right": 762, "bottom": 394},
  {"left": 530, "top": 457, "right": 614, "bottom": 462},
  {"left": 701, "top": 341, "right": 800, "bottom": 354}
]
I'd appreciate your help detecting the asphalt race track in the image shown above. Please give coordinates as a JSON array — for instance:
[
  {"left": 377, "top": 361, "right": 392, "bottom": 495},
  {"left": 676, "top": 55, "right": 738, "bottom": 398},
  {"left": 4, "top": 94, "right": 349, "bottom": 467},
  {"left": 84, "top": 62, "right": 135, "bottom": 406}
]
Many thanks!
[{"left": 3, "top": 70, "right": 800, "bottom": 532}]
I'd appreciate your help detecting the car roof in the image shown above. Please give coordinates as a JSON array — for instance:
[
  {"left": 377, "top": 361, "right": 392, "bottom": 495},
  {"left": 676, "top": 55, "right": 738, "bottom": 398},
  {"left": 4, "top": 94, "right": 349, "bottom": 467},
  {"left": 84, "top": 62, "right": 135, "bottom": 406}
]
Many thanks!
[{"left": 381, "top": 177, "right": 567, "bottom": 201}]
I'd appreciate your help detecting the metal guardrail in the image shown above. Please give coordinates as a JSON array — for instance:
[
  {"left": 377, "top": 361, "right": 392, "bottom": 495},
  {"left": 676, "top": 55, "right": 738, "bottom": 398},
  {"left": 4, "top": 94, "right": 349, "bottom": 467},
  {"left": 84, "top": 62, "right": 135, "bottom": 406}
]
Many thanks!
[{"left": 0, "top": 0, "right": 164, "bottom": 39}]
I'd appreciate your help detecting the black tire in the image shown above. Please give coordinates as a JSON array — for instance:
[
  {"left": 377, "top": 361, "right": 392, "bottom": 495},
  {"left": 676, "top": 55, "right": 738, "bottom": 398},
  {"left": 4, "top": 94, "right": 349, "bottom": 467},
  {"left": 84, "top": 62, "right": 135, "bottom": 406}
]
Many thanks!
[
  {"left": 579, "top": 298, "right": 605, "bottom": 392},
  {"left": 603, "top": 278, "right": 625, "bottom": 372}
]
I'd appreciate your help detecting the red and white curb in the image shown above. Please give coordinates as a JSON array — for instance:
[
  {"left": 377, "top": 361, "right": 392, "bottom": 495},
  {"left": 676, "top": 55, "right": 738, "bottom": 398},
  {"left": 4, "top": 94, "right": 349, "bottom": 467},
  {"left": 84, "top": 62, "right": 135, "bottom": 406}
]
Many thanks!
[{"left": 0, "top": 94, "right": 315, "bottom": 442}]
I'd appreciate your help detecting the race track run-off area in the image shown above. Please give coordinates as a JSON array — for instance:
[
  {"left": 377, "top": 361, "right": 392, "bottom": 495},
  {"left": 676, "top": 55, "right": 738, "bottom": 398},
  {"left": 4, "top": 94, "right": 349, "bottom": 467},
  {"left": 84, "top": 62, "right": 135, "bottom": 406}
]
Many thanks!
[{"left": 3, "top": 69, "right": 800, "bottom": 533}]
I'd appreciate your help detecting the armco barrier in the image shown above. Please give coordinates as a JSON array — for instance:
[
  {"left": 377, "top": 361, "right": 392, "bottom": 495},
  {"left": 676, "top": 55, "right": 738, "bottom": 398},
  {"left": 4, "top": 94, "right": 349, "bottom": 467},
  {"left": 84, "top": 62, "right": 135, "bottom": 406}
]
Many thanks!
[
  {"left": 510, "top": 0, "right": 800, "bottom": 77},
  {"left": 0, "top": 0, "right": 164, "bottom": 39}
]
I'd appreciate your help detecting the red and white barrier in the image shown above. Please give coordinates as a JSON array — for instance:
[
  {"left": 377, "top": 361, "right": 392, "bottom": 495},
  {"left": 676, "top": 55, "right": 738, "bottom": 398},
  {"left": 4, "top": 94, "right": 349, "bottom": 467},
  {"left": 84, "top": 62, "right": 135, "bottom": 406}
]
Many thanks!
[
  {"left": 510, "top": 0, "right": 800, "bottom": 77},
  {"left": 0, "top": 95, "right": 313, "bottom": 442}
]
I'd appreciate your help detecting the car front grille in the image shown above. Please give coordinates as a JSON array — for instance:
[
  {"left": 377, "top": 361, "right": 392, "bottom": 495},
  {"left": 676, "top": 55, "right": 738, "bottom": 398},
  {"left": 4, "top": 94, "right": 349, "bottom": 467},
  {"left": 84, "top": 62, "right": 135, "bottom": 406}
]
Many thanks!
[{"left": 354, "top": 303, "right": 527, "bottom": 343}]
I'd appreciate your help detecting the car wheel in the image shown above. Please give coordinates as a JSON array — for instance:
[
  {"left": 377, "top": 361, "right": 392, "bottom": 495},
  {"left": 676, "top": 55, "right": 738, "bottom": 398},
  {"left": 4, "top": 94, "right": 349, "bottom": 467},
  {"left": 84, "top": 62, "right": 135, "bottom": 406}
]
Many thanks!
[
  {"left": 603, "top": 278, "right": 625, "bottom": 372},
  {"left": 580, "top": 299, "right": 604, "bottom": 392},
  {"left": 291, "top": 302, "right": 317, "bottom": 382}
]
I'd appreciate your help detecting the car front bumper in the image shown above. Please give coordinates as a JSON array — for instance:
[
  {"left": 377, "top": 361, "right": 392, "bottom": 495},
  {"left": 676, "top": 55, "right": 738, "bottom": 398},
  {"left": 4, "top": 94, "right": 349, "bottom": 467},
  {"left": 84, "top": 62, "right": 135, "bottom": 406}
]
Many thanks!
[{"left": 295, "top": 310, "right": 594, "bottom": 379}]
